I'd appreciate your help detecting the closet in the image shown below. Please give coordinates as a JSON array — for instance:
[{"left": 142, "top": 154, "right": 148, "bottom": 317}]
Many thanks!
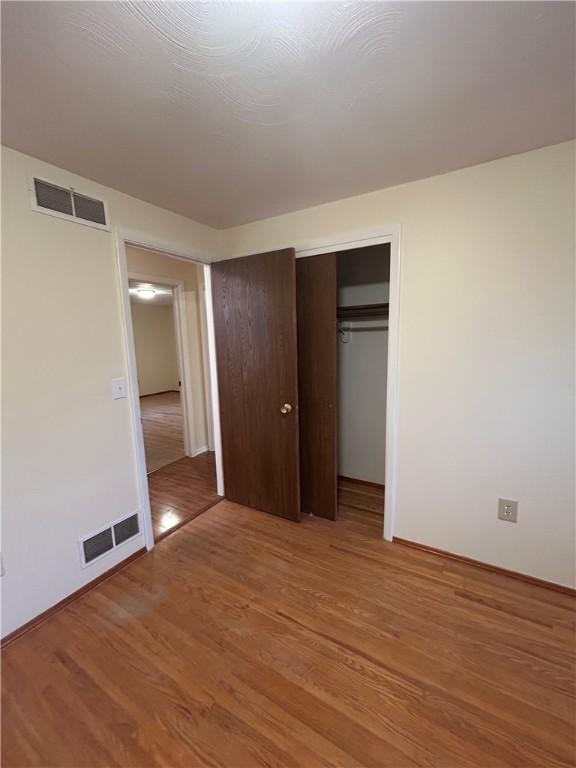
[
  {"left": 212, "top": 244, "right": 390, "bottom": 526},
  {"left": 335, "top": 246, "right": 389, "bottom": 526},
  {"left": 296, "top": 244, "right": 389, "bottom": 524}
]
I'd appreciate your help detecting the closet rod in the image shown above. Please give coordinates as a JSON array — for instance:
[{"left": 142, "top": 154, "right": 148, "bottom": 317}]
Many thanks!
[{"left": 336, "top": 302, "right": 389, "bottom": 320}]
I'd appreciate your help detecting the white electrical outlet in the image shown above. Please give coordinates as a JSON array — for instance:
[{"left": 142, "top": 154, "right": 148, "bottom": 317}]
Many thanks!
[{"left": 498, "top": 498, "right": 518, "bottom": 523}]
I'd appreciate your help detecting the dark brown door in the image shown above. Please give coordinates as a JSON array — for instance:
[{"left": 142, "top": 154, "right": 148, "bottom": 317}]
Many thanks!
[
  {"left": 212, "top": 249, "right": 300, "bottom": 521},
  {"left": 296, "top": 253, "right": 337, "bottom": 519}
]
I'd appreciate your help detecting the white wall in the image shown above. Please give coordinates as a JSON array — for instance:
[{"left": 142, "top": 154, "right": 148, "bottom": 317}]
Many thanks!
[
  {"left": 338, "top": 286, "right": 388, "bottom": 485},
  {"left": 1, "top": 146, "right": 219, "bottom": 637},
  {"left": 126, "top": 247, "right": 213, "bottom": 453},
  {"left": 222, "top": 141, "right": 576, "bottom": 588},
  {"left": 131, "top": 301, "right": 179, "bottom": 396}
]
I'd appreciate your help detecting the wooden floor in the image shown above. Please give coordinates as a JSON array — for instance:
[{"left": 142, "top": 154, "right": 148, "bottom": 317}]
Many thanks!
[
  {"left": 3, "top": 500, "right": 575, "bottom": 767},
  {"left": 148, "top": 453, "right": 218, "bottom": 541},
  {"left": 337, "top": 476, "right": 384, "bottom": 538},
  {"left": 141, "top": 391, "right": 185, "bottom": 473}
]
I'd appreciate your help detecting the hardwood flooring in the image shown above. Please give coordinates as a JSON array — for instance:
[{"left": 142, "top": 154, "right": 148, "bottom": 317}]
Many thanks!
[
  {"left": 3, "top": 499, "right": 575, "bottom": 768},
  {"left": 337, "top": 476, "right": 384, "bottom": 538},
  {"left": 148, "top": 453, "right": 219, "bottom": 541},
  {"left": 141, "top": 391, "right": 185, "bottom": 473}
]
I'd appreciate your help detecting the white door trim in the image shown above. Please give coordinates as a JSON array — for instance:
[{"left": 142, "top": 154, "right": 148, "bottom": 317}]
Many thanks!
[
  {"left": 115, "top": 228, "right": 224, "bottom": 551},
  {"left": 237, "top": 226, "right": 401, "bottom": 541},
  {"left": 299, "top": 227, "right": 401, "bottom": 541},
  {"left": 203, "top": 265, "right": 224, "bottom": 496}
]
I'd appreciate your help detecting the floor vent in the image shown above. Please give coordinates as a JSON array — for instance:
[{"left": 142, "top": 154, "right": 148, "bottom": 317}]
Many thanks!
[
  {"left": 32, "top": 177, "right": 108, "bottom": 229},
  {"left": 80, "top": 513, "right": 140, "bottom": 568}
]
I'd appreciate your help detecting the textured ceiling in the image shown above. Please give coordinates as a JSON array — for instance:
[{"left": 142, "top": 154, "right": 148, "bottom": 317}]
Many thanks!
[{"left": 2, "top": 2, "right": 574, "bottom": 228}]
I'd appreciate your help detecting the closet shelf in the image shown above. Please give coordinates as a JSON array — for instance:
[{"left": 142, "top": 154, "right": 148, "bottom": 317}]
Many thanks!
[{"left": 337, "top": 303, "right": 389, "bottom": 320}]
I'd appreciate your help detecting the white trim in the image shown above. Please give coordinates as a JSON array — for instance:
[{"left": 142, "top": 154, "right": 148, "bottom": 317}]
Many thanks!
[
  {"left": 193, "top": 445, "right": 209, "bottom": 457},
  {"left": 228, "top": 226, "right": 400, "bottom": 261},
  {"left": 115, "top": 236, "right": 154, "bottom": 550},
  {"left": 115, "top": 228, "right": 225, "bottom": 551},
  {"left": 204, "top": 265, "right": 225, "bottom": 496},
  {"left": 28, "top": 173, "right": 111, "bottom": 233},
  {"left": 246, "top": 226, "right": 401, "bottom": 541},
  {"left": 127, "top": 271, "right": 196, "bottom": 458},
  {"left": 117, "top": 228, "right": 215, "bottom": 264}
]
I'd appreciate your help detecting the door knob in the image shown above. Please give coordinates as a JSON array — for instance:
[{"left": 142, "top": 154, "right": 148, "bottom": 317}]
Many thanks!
[{"left": 280, "top": 403, "right": 293, "bottom": 415}]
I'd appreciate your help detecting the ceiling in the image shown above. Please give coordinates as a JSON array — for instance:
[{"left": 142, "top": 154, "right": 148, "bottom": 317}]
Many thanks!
[
  {"left": 129, "top": 280, "right": 173, "bottom": 305},
  {"left": 2, "top": 2, "right": 574, "bottom": 229}
]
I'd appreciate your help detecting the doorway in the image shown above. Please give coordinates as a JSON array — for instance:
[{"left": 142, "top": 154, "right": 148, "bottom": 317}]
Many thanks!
[
  {"left": 209, "top": 230, "right": 399, "bottom": 539},
  {"left": 120, "top": 241, "right": 222, "bottom": 544},
  {"left": 336, "top": 245, "right": 389, "bottom": 537},
  {"left": 129, "top": 279, "right": 185, "bottom": 473}
]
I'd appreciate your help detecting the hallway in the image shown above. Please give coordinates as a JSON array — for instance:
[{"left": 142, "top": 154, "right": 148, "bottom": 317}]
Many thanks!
[{"left": 140, "top": 391, "right": 185, "bottom": 473}]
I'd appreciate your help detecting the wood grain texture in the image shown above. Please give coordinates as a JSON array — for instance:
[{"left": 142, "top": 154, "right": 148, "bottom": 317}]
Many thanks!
[
  {"left": 338, "top": 476, "right": 384, "bottom": 518},
  {"left": 296, "top": 252, "right": 337, "bottom": 519},
  {"left": 3, "top": 500, "right": 575, "bottom": 768},
  {"left": 148, "top": 453, "right": 219, "bottom": 541},
  {"left": 212, "top": 249, "right": 300, "bottom": 521},
  {"left": 140, "top": 392, "right": 185, "bottom": 473}
]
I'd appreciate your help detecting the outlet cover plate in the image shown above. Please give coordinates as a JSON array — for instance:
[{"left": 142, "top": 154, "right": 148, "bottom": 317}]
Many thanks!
[{"left": 498, "top": 498, "right": 518, "bottom": 523}]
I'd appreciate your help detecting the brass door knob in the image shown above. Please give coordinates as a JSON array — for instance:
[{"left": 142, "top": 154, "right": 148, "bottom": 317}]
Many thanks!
[{"left": 280, "top": 403, "right": 293, "bottom": 415}]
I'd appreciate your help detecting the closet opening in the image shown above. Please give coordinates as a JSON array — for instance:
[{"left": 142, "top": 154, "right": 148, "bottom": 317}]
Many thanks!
[{"left": 336, "top": 244, "right": 390, "bottom": 537}]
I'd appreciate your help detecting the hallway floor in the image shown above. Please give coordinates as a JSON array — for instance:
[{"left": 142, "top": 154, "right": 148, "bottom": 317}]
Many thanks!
[
  {"left": 140, "top": 391, "right": 185, "bottom": 473},
  {"left": 148, "top": 452, "right": 219, "bottom": 541}
]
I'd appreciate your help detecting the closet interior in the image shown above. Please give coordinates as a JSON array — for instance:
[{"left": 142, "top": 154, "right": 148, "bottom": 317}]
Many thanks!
[
  {"left": 336, "top": 245, "right": 390, "bottom": 532},
  {"left": 296, "top": 243, "right": 390, "bottom": 532}
]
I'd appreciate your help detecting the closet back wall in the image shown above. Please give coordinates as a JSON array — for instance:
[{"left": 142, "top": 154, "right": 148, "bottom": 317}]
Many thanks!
[{"left": 338, "top": 283, "right": 390, "bottom": 485}]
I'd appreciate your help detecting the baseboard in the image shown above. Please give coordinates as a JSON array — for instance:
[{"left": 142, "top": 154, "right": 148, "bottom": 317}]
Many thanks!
[
  {"left": 393, "top": 538, "right": 576, "bottom": 596},
  {"left": 1, "top": 548, "right": 146, "bottom": 650},
  {"left": 192, "top": 446, "right": 209, "bottom": 457},
  {"left": 140, "top": 390, "right": 179, "bottom": 398},
  {"left": 338, "top": 475, "right": 385, "bottom": 492}
]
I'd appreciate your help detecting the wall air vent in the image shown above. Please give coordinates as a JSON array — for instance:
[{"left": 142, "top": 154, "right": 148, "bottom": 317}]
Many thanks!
[
  {"left": 72, "top": 191, "right": 107, "bottom": 225},
  {"left": 82, "top": 528, "right": 114, "bottom": 565},
  {"left": 34, "top": 178, "right": 74, "bottom": 216},
  {"left": 113, "top": 513, "right": 140, "bottom": 546},
  {"left": 31, "top": 177, "right": 109, "bottom": 230},
  {"left": 79, "top": 512, "right": 140, "bottom": 568}
]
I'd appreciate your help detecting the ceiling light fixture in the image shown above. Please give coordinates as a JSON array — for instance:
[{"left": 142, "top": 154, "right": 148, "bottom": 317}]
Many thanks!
[{"left": 136, "top": 288, "right": 156, "bottom": 300}]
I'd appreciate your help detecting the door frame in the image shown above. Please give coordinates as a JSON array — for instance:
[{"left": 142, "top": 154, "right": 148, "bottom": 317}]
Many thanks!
[
  {"left": 232, "top": 225, "right": 401, "bottom": 540},
  {"left": 115, "top": 228, "right": 224, "bottom": 551},
  {"left": 295, "top": 227, "right": 401, "bottom": 541}
]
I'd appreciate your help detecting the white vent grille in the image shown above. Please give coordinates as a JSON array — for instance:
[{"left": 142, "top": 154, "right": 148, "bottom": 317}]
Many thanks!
[
  {"left": 31, "top": 177, "right": 109, "bottom": 229},
  {"left": 34, "top": 179, "right": 73, "bottom": 216},
  {"left": 72, "top": 191, "right": 107, "bottom": 225},
  {"left": 79, "top": 512, "right": 140, "bottom": 568}
]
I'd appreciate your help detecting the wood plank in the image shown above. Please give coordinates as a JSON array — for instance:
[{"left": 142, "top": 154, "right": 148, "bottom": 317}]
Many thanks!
[
  {"left": 2, "top": 499, "right": 574, "bottom": 767},
  {"left": 296, "top": 253, "right": 337, "bottom": 519},
  {"left": 140, "top": 391, "right": 185, "bottom": 473},
  {"left": 148, "top": 453, "right": 219, "bottom": 541},
  {"left": 211, "top": 249, "right": 300, "bottom": 521}
]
